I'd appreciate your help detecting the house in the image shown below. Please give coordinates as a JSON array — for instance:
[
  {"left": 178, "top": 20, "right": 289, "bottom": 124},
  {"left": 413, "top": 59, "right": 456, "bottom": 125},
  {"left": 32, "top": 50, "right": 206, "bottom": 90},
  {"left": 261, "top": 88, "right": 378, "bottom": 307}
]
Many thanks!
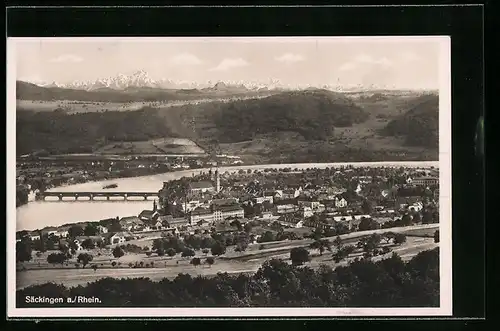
[
  {"left": 274, "top": 190, "right": 284, "bottom": 200},
  {"left": 119, "top": 216, "right": 143, "bottom": 232},
  {"left": 150, "top": 219, "right": 164, "bottom": 230},
  {"left": 195, "top": 219, "right": 212, "bottom": 228},
  {"left": 213, "top": 204, "right": 245, "bottom": 222},
  {"left": 104, "top": 232, "right": 127, "bottom": 245},
  {"left": 408, "top": 202, "right": 424, "bottom": 212},
  {"left": 279, "top": 217, "right": 304, "bottom": 228},
  {"left": 298, "top": 199, "right": 320, "bottom": 210},
  {"left": 396, "top": 196, "right": 422, "bottom": 210},
  {"left": 189, "top": 181, "right": 215, "bottom": 195},
  {"left": 299, "top": 206, "right": 314, "bottom": 218},
  {"left": 260, "top": 211, "right": 274, "bottom": 220},
  {"left": 96, "top": 225, "right": 108, "bottom": 234},
  {"left": 182, "top": 199, "right": 204, "bottom": 212},
  {"left": 162, "top": 227, "right": 180, "bottom": 236},
  {"left": 29, "top": 232, "right": 41, "bottom": 241},
  {"left": 282, "top": 189, "right": 301, "bottom": 200},
  {"left": 189, "top": 204, "right": 245, "bottom": 224},
  {"left": 334, "top": 196, "right": 348, "bottom": 208},
  {"left": 253, "top": 195, "right": 274, "bottom": 205},
  {"left": 54, "top": 230, "right": 69, "bottom": 238},
  {"left": 138, "top": 210, "right": 160, "bottom": 222},
  {"left": 412, "top": 176, "right": 439, "bottom": 187},
  {"left": 275, "top": 204, "right": 298, "bottom": 214},
  {"left": 190, "top": 207, "right": 215, "bottom": 224}
]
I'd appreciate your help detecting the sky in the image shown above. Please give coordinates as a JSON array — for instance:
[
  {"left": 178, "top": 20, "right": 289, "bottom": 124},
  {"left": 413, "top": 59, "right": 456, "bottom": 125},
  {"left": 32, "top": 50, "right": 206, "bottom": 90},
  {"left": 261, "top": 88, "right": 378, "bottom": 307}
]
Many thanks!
[{"left": 13, "top": 37, "right": 444, "bottom": 89}]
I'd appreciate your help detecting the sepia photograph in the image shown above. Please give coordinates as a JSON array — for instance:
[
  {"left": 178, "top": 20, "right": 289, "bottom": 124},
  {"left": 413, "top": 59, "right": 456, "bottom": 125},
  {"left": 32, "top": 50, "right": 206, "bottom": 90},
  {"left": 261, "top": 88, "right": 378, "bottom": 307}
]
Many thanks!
[{"left": 7, "top": 36, "right": 452, "bottom": 317}]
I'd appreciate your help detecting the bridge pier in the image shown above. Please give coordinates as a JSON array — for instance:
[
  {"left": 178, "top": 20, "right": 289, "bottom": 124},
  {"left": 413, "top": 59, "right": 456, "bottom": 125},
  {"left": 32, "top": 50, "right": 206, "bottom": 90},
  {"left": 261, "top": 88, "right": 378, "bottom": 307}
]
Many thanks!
[
  {"left": 124, "top": 194, "right": 128, "bottom": 200},
  {"left": 106, "top": 196, "right": 110, "bottom": 201},
  {"left": 90, "top": 194, "right": 94, "bottom": 201},
  {"left": 58, "top": 195, "right": 63, "bottom": 201},
  {"left": 143, "top": 195, "right": 148, "bottom": 200},
  {"left": 75, "top": 194, "right": 79, "bottom": 200}
]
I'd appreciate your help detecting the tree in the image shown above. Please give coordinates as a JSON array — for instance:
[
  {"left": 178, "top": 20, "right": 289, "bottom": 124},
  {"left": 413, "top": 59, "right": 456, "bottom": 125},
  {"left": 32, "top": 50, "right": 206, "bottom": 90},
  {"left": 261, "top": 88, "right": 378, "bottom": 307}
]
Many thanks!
[
  {"left": 108, "top": 220, "right": 122, "bottom": 233},
  {"left": 47, "top": 252, "right": 67, "bottom": 265},
  {"left": 434, "top": 230, "right": 439, "bottom": 243},
  {"left": 205, "top": 256, "right": 215, "bottom": 267},
  {"left": 401, "top": 214, "right": 412, "bottom": 226},
  {"left": 112, "top": 246, "right": 125, "bottom": 258},
  {"left": 68, "top": 225, "right": 84, "bottom": 238},
  {"left": 290, "top": 247, "right": 310, "bottom": 266},
  {"left": 230, "top": 220, "right": 243, "bottom": 231},
  {"left": 394, "top": 233, "right": 407, "bottom": 245},
  {"left": 190, "top": 257, "right": 201, "bottom": 267},
  {"left": 211, "top": 241, "right": 227, "bottom": 256},
  {"left": 361, "top": 199, "right": 373, "bottom": 214},
  {"left": 333, "top": 245, "right": 355, "bottom": 263},
  {"left": 16, "top": 240, "right": 32, "bottom": 263},
  {"left": 77, "top": 253, "right": 93, "bottom": 268},
  {"left": 422, "top": 210, "right": 433, "bottom": 224},
  {"left": 146, "top": 251, "right": 152, "bottom": 257},
  {"left": 244, "top": 222, "right": 253, "bottom": 233},
  {"left": 358, "top": 217, "right": 379, "bottom": 231},
  {"left": 333, "top": 236, "right": 343, "bottom": 250},
  {"left": 181, "top": 248, "right": 195, "bottom": 258},
  {"left": 309, "top": 239, "right": 331, "bottom": 256},
  {"left": 84, "top": 223, "right": 98, "bottom": 236},
  {"left": 91, "top": 264, "right": 98, "bottom": 272},
  {"left": 81, "top": 238, "right": 95, "bottom": 250},
  {"left": 259, "top": 231, "right": 275, "bottom": 243},
  {"left": 166, "top": 248, "right": 176, "bottom": 257}
]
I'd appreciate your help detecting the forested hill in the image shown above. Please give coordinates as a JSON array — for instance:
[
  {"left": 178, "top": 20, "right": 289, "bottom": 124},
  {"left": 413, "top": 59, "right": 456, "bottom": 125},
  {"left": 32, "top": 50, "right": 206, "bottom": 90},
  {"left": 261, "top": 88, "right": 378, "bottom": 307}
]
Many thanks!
[
  {"left": 207, "top": 90, "right": 369, "bottom": 143},
  {"left": 16, "top": 108, "right": 178, "bottom": 155},
  {"left": 382, "top": 94, "right": 439, "bottom": 149}
]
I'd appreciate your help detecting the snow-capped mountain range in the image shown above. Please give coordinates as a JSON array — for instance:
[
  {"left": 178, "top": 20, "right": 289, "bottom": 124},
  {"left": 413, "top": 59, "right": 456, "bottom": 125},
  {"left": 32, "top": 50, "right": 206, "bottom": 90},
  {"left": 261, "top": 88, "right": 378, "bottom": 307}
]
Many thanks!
[{"left": 27, "top": 70, "right": 353, "bottom": 92}]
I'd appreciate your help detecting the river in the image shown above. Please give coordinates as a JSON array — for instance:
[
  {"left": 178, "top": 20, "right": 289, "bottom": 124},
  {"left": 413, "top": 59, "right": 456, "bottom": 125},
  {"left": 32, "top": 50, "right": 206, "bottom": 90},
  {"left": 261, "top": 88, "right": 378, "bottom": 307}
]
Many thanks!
[{"left": 16, "top": 161, "right": 438, "bottom": 231}]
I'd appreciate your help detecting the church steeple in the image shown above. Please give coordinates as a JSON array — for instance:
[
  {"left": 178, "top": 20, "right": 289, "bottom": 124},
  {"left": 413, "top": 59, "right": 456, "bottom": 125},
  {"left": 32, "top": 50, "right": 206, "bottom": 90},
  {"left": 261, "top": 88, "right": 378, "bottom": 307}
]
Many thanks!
[
  {"left": 153, "top": 199, "right": 157, "bottom": 212},
  {"left": 215, "top": 165, "right": 220, "bottom": 193}
]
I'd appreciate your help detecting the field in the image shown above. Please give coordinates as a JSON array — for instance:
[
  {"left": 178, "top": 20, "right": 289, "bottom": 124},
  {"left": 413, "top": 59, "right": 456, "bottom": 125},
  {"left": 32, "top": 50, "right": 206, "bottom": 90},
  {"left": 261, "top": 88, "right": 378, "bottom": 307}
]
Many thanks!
[
  {"left": 16, "top": 224, "right": 439, "bottom": 290},
  {"left": 94, "top": 138, "right": 206, "bottom": 155},
  {"left": 16, "top": 100, "right": 152, "bottom": 114}
]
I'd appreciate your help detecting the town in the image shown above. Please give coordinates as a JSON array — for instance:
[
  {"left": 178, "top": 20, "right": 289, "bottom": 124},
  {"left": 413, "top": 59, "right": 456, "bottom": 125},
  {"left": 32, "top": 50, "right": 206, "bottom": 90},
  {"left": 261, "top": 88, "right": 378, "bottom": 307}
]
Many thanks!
[{"left": 16, "top": 164, "right": 439, "bottom": 281}]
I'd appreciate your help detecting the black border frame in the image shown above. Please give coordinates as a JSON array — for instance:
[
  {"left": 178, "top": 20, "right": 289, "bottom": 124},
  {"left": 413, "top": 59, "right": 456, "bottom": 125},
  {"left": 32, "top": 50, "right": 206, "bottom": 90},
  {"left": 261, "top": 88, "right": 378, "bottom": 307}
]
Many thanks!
[{"left": 5, "top": 4, "right": 486, "bottom": 324}]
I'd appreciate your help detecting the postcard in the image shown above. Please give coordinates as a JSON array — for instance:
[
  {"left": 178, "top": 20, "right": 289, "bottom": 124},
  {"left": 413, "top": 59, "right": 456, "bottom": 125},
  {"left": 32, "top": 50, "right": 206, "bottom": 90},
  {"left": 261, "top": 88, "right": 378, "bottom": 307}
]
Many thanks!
[{"left": 7, "top": 36, "right": 452, "bottom": 318}]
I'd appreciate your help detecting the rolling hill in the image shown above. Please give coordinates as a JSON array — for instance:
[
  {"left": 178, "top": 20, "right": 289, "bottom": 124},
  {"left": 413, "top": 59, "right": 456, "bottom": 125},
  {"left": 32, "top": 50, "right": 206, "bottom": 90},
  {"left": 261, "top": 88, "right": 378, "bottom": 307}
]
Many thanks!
[
  {"left": 15, "top": 81, "right": 266, "bottom": 103},
  {"left": 207, "top": 90, "right": 369, "bottom": 143},
  {"left": 15, "top": 88, "right": 440, "bottom": 162},
  {"left": 382, "top": 94, "right": 439, "bottom": 149}
]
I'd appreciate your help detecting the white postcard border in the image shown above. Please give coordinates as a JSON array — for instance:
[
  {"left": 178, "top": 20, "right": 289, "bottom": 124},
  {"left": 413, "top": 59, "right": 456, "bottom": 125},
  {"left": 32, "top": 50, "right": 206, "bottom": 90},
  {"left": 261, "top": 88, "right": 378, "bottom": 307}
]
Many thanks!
[{"left": 6, "top": 36, "right": 452, "bottom": 318}]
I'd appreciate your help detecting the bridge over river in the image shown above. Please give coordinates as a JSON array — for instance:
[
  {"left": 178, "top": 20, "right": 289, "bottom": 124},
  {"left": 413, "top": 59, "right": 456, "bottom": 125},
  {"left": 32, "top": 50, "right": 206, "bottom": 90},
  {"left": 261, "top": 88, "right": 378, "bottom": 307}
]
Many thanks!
[{"left": 38, "top": 191, "right": 159, "bottom": 201}]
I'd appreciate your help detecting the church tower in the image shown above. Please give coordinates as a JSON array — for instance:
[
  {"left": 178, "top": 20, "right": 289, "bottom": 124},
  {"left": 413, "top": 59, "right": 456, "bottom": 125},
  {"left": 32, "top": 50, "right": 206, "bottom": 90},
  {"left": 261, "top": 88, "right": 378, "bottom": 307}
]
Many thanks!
[
  {"left": 153, "top": 199, "right": 157, "bottom": 212},
  {"left": 215, "top": 166, "right": 221, "bottom": 193}
]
